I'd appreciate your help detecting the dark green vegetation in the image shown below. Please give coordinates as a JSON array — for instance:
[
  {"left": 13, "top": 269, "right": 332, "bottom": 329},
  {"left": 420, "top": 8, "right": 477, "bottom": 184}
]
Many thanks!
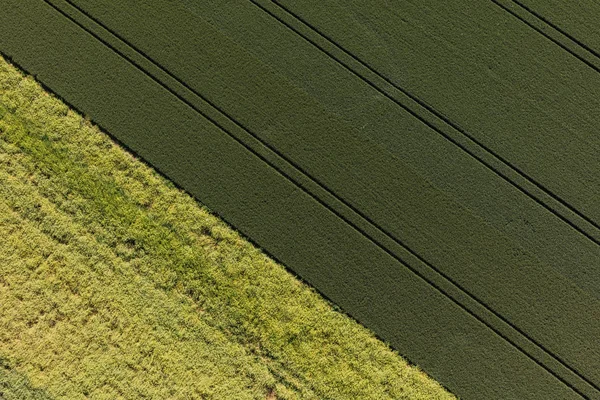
[
  {"left": 508, "top": 0, "right": 600, "bottom": 59},
  {"left": 1, "top": 0, "right": 599, "bottom": 398},
  {"left": 0, "top": 56, "right": 453, "bottom": 399},
  {"left": 273, "top": 0, "right": 600, "bottom": 228}
]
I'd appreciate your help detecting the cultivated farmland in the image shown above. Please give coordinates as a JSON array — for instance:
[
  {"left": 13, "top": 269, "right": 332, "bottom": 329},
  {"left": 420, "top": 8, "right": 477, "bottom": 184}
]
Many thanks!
[
  {"left": 0, "top": 56, "right": 452, "bottom": 399},
  {"left": 1, "top": 0, "right": 600, "bottom": 398}
]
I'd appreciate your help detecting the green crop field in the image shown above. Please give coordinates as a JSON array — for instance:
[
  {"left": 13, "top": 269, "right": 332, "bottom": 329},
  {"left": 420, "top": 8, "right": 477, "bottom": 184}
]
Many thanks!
[
  {"left": 2, "top": 1, "right": 600, "bottom": 398},
  {"left": 0, "top": 55, "right": 454, "bottom": 399}
]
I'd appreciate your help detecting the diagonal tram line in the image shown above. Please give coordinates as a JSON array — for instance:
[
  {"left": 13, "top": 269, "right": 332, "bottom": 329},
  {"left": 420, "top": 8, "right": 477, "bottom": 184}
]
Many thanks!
[
  {"left": 509, "top": 0, "right": 600, "bottom": 62},
  {"left": 245, "top": 1, "right": 600, "bottom": 395},
  {"left": 257, "top": 0, "right": 600, "bottom": 249},
  {"left": 39, "top": 0, "right": 599, "bottom": 397},
  {"left": 494, "top": 0, "right": 600, "bottom": 74}
]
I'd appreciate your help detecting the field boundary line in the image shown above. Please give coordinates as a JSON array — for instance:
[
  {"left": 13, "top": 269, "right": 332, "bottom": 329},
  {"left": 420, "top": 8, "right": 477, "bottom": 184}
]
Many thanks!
[
  {"left": 37, "top": 0, "right": 597, "bottom": 397},
  {"left": 246, "top": 2, "right": 600, "bottom": 395},
  {"left": 252, "top": 0, "right": 600, "bottom": 249}
]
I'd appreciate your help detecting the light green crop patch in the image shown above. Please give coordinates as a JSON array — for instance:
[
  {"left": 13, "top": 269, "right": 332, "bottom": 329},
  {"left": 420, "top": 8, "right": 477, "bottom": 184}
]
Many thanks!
[{"left": 0, "top": 55, "right": 454, "bottom": 399}]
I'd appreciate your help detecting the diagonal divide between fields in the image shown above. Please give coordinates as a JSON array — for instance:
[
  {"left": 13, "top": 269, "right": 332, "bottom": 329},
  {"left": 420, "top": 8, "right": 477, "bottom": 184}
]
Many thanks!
[
  {"left": 184, "top": 0, "right": 600, "bottom": 305},
  {"left": 43, "top": 0, "right": 600, "bottom": 394},
  {"left": 4, "top": 0, "right": 600, "bottom": 396},
  {"left": 223, "top": 0, "right": 600, "bottom": 306},
  {"left": 237, "top": 0, "right": 597, "bottom": 390},
  {"left": 146, "top": 0, "right": 600, "bottom": 390},
  {"left": 0, "top": 3, "right": 536, "bottom": 399},
  {"left": 4, "top": 0, "right": 600, "bottom": 398},
  {"left": 29, "top": 1, "right": 600, "bottom": 398}
]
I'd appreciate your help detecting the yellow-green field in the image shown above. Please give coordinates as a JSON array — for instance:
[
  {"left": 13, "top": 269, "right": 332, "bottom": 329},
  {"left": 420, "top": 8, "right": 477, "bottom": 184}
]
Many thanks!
[{"left": 0, "top": 56, "right": 453, "bottom": 399}]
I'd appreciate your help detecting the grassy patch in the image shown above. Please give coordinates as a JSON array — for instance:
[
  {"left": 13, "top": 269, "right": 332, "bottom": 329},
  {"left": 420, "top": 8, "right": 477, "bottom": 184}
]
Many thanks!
[
  {"left": 0, "top": 55, "right": 453, "bottom": 399},
  {"left": 0, "top": 358, "right": 53, "bottom": 400}
]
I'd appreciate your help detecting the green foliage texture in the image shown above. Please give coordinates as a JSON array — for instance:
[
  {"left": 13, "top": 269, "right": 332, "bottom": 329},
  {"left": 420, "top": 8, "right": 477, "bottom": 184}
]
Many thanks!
[{"left": 0, "top": 55, "right": 453, "bottom": 399}]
